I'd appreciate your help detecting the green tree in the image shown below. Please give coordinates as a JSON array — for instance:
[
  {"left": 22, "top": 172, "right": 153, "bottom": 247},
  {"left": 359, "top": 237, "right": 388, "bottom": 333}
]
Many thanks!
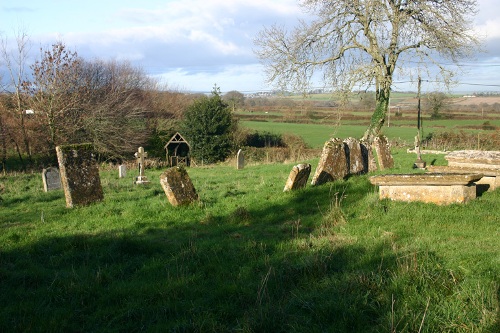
[{"left": 181, "top": 87, "right": 236, "bottom": 164}]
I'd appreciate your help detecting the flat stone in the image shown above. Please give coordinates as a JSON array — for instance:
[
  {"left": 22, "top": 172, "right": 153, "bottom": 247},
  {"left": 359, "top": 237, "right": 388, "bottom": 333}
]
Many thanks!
[
  {"left": 427, "top": 165, "right": 500, "bottom": 190},
  {"left": 370, "top": 173, "right": 483, "bottom": 205},
  {"left": 370, "top": 173, "right": 483, "bottom": 186},
  {"left": 445, "top": 150, "right": 500, "bottom": 170}
]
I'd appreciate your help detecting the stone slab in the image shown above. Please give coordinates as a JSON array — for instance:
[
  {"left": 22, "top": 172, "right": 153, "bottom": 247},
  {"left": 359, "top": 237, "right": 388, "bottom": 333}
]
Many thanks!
[
  {"left": 370, "top": 173, "right": 482, "bottom": 205},
  {"left": 284, "top": 163, "right": 311, "bottom": 191},
  {"left": 377, "top": 184, "right": 477, "bottom": 205},
  {"left": 237, "top": 149, "right": 244, "bottom": 170},
  {"left": 344, "top": 137, "right": 364, "bottom": 175},
  {"left": 373, "top": 135, "right": 394, "bottom": 170},
  {"left": 445, "top": 150, "right": 500, "bottom": 170},
  {"left": 427, "top": 165, "right": 499, "bottom": 190}
]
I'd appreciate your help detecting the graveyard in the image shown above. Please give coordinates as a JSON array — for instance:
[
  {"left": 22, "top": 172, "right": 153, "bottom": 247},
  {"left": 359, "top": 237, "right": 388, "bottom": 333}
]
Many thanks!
[{"left": 1, "top": 144, "right": 499, "bottom": 332}]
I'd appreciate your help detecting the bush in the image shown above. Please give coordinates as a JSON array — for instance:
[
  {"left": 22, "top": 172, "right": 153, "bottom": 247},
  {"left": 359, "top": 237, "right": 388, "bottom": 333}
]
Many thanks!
[{"left": 181, "top": 87, "right": 236, "bottom": 164}]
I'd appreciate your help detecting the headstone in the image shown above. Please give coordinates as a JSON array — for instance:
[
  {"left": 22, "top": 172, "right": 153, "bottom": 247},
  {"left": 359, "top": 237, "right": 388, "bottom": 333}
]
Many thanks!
[
  {"left": 373, "top": 135, "right": 394, "bottom": 170},
  {"left": 360, "top": 140, "right": 378, "bottom": 173},
  {"left": 284, "top": 163, "right": 311, "bottom": 191},
  {"left": 160, "top": 167, "right": 198, "bottom": 206},
  {"left": 311, "top": 138, "right": 348, "bottom": 186},
  {"left": 237, "top": 149, "right": 244, "bottom": 170},
  {"left": 118, "top": 164, "right": 127, "bottom": 178},
  {"left": 134, "top": 147, "right": 150, "bottom": 184},
  {"left": 344, "top": 137, "right": 364, "bottom": 175},
  {"left": 42, "top": 167, "right": 62, "bottom": 192},
  {"left": 56, "top": 144, "right": 104, "bottom": 208}
]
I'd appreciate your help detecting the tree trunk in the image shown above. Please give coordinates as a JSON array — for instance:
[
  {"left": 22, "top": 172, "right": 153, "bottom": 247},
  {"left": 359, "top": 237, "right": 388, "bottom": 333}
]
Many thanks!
[{"left": 362, "top": 83, "right": 391, "bottom": 143}]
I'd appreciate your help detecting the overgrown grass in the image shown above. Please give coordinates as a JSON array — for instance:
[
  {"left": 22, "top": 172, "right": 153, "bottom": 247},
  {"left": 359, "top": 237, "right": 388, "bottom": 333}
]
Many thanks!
[{"left": 1, "top": 151, "right": 499, "bottom": 332}]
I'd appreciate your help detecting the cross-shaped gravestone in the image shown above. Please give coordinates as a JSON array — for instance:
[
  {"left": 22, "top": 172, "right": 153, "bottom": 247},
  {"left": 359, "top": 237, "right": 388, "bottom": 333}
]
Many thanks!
[{"left": 134, "top": 147, "right": 150, "bottom": 184}]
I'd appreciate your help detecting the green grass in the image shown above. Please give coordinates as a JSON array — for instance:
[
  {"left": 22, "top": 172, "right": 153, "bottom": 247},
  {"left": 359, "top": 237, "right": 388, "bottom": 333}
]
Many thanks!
[{"left": 1, "top": 151, "right": 499, "bottom": 332}]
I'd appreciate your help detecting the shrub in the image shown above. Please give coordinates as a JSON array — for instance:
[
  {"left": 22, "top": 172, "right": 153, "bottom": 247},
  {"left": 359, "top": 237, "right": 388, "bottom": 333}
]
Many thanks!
[{"left": 181, "top": 87, "right": 236, "bottom": 164}]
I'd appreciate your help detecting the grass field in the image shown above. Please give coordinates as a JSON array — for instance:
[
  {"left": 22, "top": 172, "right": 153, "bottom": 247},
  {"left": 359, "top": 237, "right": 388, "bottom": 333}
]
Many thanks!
[{"left": 1, "top": 150, "right": 499, "bottom": 332}]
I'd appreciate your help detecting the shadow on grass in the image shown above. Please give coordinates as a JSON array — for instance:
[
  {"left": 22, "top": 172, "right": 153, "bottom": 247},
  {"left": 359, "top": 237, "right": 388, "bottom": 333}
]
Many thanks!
[{"left": 1, "top": 175, "right": 496, "bottom": 332}]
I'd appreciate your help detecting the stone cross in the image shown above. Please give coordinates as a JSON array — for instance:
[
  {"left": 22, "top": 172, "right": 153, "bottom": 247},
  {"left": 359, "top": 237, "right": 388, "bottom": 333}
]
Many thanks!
[{"left": 134, "top": 147, "right": 150, "bottom": 184}]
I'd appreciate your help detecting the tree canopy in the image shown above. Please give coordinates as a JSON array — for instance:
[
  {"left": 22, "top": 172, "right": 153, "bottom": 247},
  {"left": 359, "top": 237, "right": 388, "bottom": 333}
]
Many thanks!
[{"left": 255, "top": 0, "right": 481, "bottom": 141}]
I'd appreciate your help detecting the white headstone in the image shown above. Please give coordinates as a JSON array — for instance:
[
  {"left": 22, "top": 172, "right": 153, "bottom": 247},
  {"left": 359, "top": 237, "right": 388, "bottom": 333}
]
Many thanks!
[
  {"left": 134, "top": 147, "right": 150, "bottom": 184},
  {"left": 119, "top": 164, "right": 127, "bottom": 178}
]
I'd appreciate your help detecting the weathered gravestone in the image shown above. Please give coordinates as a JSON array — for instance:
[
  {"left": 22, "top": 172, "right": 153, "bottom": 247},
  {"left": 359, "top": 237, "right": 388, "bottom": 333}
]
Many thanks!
[
  {"left": 284, "top": 163, "right": 311, "bottom": 192},
  {"left": 344, "top": 137, "right": 364, "bottom": 175},
  {"left": 311, "top": 138, "right": 348, "bottom": 186},
  {"left": 373, "top": 135, "right": 394, "bottom": 170},
  {"left": 56, "top": 144, "right": 104, "bottom": 208},
  {"left": 42, "top": 167, "right": 62, "bottom": 192},
  {"left": 134, "top": 147, "right": 150, "bottom": 184},
  {"left": 360, "top": 140, "right": 378, "bottom": 173},
  {"left": 118, "top": 164, "right": 127, "bottom": 178},
  {"left": 160, "top": 167, "right": 198, "bottom": 206},
  {"left": 237, "top": 149, "right": 244, "bottom": 170}
]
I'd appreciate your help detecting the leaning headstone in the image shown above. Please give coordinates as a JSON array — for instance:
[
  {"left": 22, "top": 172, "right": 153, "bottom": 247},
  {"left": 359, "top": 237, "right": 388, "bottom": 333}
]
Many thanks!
[
  {"left": 56, "top": 144, "right": 103, "bottom": 208},
  {"left": 373, "top": 135, "right": 394, "bottom": 170},
  {"left": 160, "top": 167, "right": 198, "bottom": 206},
  {"left": 284, "top": 163, "right": 311, "bottom": 191},
  {"left": 344, "top": 137, "right": 364, "bottom": 175},
  {"left": 134, "top": 147, "right": 150, "bottom": 184},
  {"left": 311, "top": 138, "right": 348, "bottom": 186},
  {"left": 118, "top": 164, "right": 127, "bottom": 178},
  {"left": 237, "top": 149, "right": 245, "bottom": 170},
  {"left": 42, "top": 167, "right": 62, "bottom": 192},
  {"left": 360, "top": 140, "right": 378, "bottom": 173}
]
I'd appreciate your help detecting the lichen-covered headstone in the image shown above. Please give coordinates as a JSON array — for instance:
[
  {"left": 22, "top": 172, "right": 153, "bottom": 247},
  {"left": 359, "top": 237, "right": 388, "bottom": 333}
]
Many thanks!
[
  {"left": 344, "top": 137, "right": 364, "bottom": 175},
  {"left": 284, "top": 163, "right": 311, "bottom": 191},
  {"left": 237, "top": 149, "right": 244, "bottom": 170},
  {"left": 311, "top": 138, "right": 348, "bottom": 186},
  {"left": 56, "top": 144, "right": 103, "bottom": 208},
  {"left": 373, "top": 135, "right": 394, "bottom": 170},
  {"left": 42, "top": 167, "right": 61, "bottom": 192},
  {"left": 360, "top": 140, "right": 378, "bottom": 173},
  {"left": 160, "top": 167, "right": 198, "bottom": 206}
]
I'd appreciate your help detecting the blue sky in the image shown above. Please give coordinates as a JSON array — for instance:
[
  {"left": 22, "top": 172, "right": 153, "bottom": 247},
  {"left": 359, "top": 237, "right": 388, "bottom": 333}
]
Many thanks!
[{"left": 1, "top": 0, "right": 500, "bottom": 93}]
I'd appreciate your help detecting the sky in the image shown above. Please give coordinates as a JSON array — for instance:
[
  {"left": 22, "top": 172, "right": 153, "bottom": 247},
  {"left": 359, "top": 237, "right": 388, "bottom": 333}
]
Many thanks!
[{"left": 1, "top": 0, "right": 500, "bottom": 94}]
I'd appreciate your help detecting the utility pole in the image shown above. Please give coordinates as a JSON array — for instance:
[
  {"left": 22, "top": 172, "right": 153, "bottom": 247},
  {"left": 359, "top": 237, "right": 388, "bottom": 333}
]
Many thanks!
[{"left": 414, "top": 76, "right": 426, "bottom": 169}]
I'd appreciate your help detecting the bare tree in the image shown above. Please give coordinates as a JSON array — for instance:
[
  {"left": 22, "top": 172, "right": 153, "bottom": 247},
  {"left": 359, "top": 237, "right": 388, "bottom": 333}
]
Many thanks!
[
  {"left": 255, "top": 0, "right": 481, "bottom": 142},
  {"left": 25, "top": 42, "right": 83, "bottom": 152},
  {"left": 0, "top": 30, "right": 34, "bottom": 167}
]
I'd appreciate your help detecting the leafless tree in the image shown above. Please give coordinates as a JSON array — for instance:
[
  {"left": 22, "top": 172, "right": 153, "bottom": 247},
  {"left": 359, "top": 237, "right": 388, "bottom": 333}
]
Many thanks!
[
  {"left": 25, "top": 42, "right": 84, "bottom": 152},
  {"left": 0, "top": 30, "right": 34, "bottom": 167},
  {"left": 255, "top": 0, "right": 481, "bottom": 142}
]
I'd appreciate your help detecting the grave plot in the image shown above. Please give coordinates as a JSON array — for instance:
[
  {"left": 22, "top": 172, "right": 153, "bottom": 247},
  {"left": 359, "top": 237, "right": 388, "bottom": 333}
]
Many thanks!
[{"left": 370, "top": 173, "right": 483, "bottom": 205}]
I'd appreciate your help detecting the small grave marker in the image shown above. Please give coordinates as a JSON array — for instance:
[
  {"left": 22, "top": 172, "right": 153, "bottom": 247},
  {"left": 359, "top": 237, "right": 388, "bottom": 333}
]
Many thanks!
[
  {"left": 134, "top": 147, "right": 150, "bottom": 184},
  {"left": 119, "top": 164, "right": 127, "bottom": 178},
  {"left": 56, "top": 144, "right": 104, "bottom": 208},
  {"left": 42, "top": 167, "right": 61, "bottom": 192},
  {"left": 284, "top": 163, "right": 311, "bottom": 191},
  {"left": 160, "top": 167, "right": 198, "bottom": 206},
  {"left": 237, "top": 149, "right": 244, "bottom": 170}
]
